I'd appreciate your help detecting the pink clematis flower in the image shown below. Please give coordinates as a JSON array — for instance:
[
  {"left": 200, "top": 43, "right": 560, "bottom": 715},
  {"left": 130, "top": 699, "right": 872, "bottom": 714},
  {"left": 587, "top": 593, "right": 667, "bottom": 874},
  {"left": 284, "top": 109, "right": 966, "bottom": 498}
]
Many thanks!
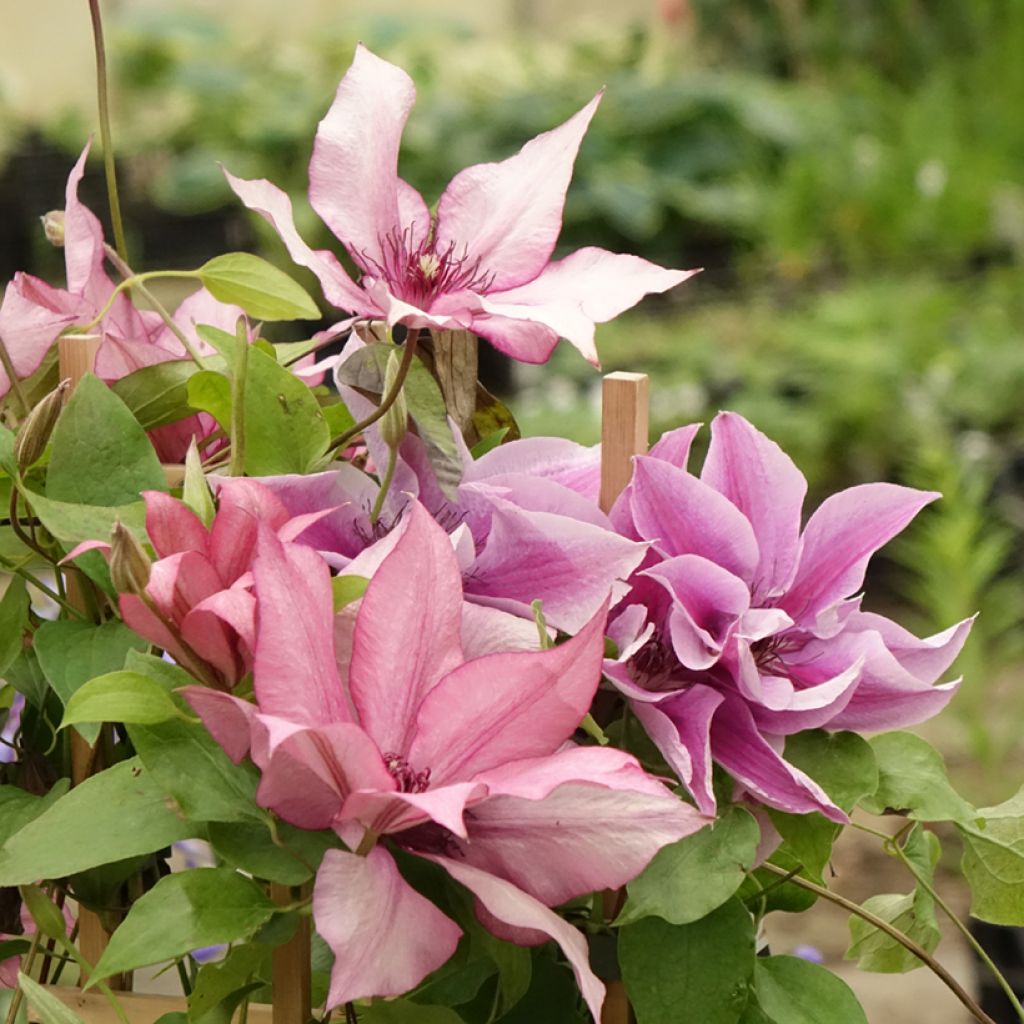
[
  {"left": 185, "top": 503, "right": 705, "bottom": 1016},
  {"left": 601, "top": 413, "right": 974, "bottom": 822},
  {"left": 71, "top": 479, "right": 333, "bottom": 689},
  {"left": 225, "top": 44, "right": 698, "bottom": 365},
  {"left": 0, "top": 143, "right": 247, "bottom": 461}
]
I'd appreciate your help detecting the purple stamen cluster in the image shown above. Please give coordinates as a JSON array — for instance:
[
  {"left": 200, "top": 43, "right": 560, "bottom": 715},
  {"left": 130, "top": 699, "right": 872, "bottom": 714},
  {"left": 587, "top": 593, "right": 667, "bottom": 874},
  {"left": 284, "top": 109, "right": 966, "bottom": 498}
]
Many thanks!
[{"left": 383, "top": 752, "right": 431, "bottom": 793}]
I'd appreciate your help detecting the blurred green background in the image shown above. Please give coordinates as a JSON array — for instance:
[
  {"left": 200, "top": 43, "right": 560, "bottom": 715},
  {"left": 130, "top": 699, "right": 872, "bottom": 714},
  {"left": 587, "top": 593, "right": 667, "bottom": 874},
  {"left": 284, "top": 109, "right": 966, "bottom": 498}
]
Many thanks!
[{"left": 1, "top": 0, "right": 1023, "bottom": 775}]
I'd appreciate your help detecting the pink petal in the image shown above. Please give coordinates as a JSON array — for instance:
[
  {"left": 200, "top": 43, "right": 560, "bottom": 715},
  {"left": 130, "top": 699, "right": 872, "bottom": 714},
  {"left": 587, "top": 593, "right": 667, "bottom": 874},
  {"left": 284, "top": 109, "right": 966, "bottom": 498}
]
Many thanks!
[
  {"left": 143, "top": 491, "right": 209, "bottom": 560},
  {"left": 0, "top": 274, "right": 80, "bottom": 393},
  {"left": 210, "top": 478, "right": 291, "bottom": 584},
  {"left": 183, "top": 687, "right": 257, "bottom": 764},
  {"left": 710, "top": 695, "right": 846, "bottom": 822},
  {"left": 461, "top": 602, "right": 543, "bottom": 659},
  {"left": 254, "top": 719, "right": 395, "bottom": 830},
  {"left": 782, "top": 483, "right": 938, "bottom": 622},
  {"left": 341, "top": 781, "right": 486, "bottom": 839},
  {"left": 701, "top": 412, "right": 806, "bottom": 600},
  {"left": 408, "top": 601, "right": 607, "bottom": 784},
  {"left": 846, "top": 610, "right": 974, "bottom": 683},
  {"left": 426, "top": 856, "right": 605, "bottom": 1023},
  {"left": 481, "top": 249, "right": 698, "bottom": 364},
  {"left": 349, "top": 503, "right": 464, "bottom": 755},
  {"left": 224, "top": 169, "right": 373, "bottom": 315},
  {"left": 62, "top": 142, "right": 111, "bottom": 303},
  {"left": 648, "top": 423, "right": 702, "bottom": 468},
  {"left": 469, "top": 311, "right": 562, "bottom": 364},
  {"left": 119, "top": 593, "right": 188, "bottom": 666},
  {"left": 314, "top": 847, "right": 462, "bottom": 1008},
  {"left": 308, "top": 45, "right": 429, "bottom": 272},
  {"left": 146, "top": 551, "right": 222, "bottom": 623},
  {"left": 642, "top": 686, "right": 724, "bottom": 816},
  {"left": 435, "top": 95, "right": 602, "bottom": 292},
  {"left": 630, "top": 456, "right": 760, "bottom": 582},
  {"left": 252, "top": 530, "right": 353, "bottom": 726},
  {"left": 466, "top": 502, "right": 645, "bottom": 634},
  {"left": 467, "top": 436, "right": 601, "bottom": 500},
  {"left": 643, "top": 554, "right": 750, "bottom": 670},
  {"left": 181, "top": 586, "right": 257, "bottom": 686},
  {"left": 451, "top": 773, "right": 704, "bottom": 906}
]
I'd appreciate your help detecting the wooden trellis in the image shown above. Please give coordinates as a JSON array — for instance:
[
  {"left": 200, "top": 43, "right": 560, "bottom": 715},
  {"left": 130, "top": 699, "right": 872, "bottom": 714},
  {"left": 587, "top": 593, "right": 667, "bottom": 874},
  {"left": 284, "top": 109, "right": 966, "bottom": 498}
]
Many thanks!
[{"left": 32, "top": 353, "right": 651, "bottom": 1024}]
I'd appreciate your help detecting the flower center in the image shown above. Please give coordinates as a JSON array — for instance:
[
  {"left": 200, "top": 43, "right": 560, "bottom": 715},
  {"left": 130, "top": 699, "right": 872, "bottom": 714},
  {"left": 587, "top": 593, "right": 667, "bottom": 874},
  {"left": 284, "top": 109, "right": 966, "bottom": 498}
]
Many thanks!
[
  {"left": 750, "top": 635, "right": 794, "bottom": 676},
  {"left": 628, "top": 635, "right": 680, "bottom": 692},
  {"left": 382, "top": 752, "right": 431, "bottom": 794},
  {"left": 356, "top": 225, "right": 496, "bottom": 307}
]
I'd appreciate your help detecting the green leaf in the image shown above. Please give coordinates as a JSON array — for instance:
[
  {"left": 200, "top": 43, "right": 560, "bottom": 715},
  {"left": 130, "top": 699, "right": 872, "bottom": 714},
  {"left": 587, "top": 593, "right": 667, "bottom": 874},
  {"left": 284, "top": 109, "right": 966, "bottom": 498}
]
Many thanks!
[
  {"left": 46, "top": 373, "right": 168, "bottom": 505},
  {"left": 21, "top": 488, "right": 147, "bottom": 547},
  {"left": 194, "top": 325, "right": 239, "bottom": 369},
  {"left": 320, "top": 397, "right": 356, "bottom": 438},
  {"left": 361, "top": 1003, "right": 464, "bottom": 1024},
  {"left": 189, "top": 942, "right": 269, "bottom": 1020},
  {"left": 20, "top": 883, "right": 69, "bottom": 941},
  {"left": 0, "top": 988, "right": 28, "bottom": 1024},
  {"left": 0, "top": 577, "right": 29, "bottom": 675},
  {"left": 128, "top": 717, "right": 262, "bottom": 823},
  {"left": 860, "top": 732, "right": 976, "bottom": 823},
  {"left": 784, "top": 730, "right": 878, "bottom": 812},
  {"left": 60, "top": 671, "right": 185, "bottom": 730},
  {"left": 337, "top": 346, "right": 463, "bottom": 498},
  {"left": 0, "top": 759, "right": 193, "bottom": 885},
  {"left": 4, "top": 648, "right": 48, "bottom": 708},
  {"left": 0, "top": 781, "right": 70, "bottom": 847},
  {"left": 470, "top": 427, "right": 510, "bottom": 458},
  {"left": 112, "top": 359, "right": 222, "bottom": 431},
  {"left": 35, "top": 620, "right": 150, "bottom": 744},
  {"left": 494, "top": 954, "right": 585, "bottom": 1024},
  {"left": 0, "top": 423, "right": 16, "bottom": 477},
  {"left": 959, "top": 787, "right": 1024, "bottom": 925},
  {"left": 90, "top": 868, "right": 277, "bottom": 984},
  {"left": 207, "top": 819, "right": 336, "bottom": 885},
  {"left": 620, "top": 806, "right": 759, "bottom": 925},
  {"left": 619, "top": 898, "right": 756, "bottom": 1024},
  {"left": 198, "top": 253, "right": 320, "bottom": 321},
  {"left": 186, "top": 371, "right": 233, "bottom": 431},
  {"left": 124, "top": 649, "right": 198, "bottom": 691},
  {"left": 241, "top": 346, "right": 331, "bottom": 475},
  {"left": 332, "top": 574, "right": 368, "bottom": 612},
  {"left": 846, "top": 826, "right": 941, "bottom": 972},
  {"left": 17, "top": 973, "right": 87, "bottom": 1024},
  {"left": 752, "top": 957, "right": 867, "bottom": 1023}
]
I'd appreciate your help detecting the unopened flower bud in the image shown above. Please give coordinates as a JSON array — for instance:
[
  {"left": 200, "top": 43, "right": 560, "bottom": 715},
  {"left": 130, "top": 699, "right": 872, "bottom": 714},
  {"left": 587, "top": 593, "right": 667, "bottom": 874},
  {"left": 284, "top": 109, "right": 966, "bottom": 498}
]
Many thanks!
[
  {"left": 109, "top": 520, "right": 151, "bottom": 597},
  {"left": 379, "top": 349, "right": 409, "bottom": 450},
  {"left": 14, "top": 380, "right": 70, "bottom": 471},
  {"left": 40, "top": 210, "right": 65, "bottom": 247}
]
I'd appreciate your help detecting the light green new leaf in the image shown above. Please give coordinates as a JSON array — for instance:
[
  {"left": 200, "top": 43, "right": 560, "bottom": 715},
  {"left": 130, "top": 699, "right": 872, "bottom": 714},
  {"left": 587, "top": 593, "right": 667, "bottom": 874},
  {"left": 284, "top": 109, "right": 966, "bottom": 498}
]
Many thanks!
[
  {"left": 182, "top": 440, "right": 215, "bottom": 527},
  {"left": 46, "top": 373, "right": 168, "bottom": 505},
  {"left": 198, "top": 253, "right": 320, "bottom": 321},
  {"left": 751, "top": 957, "right": 867, "bottom": 1024},
  {"left": 846, "top": 826, "right": 941, "bottom": 972},
  {"left": 619, "top": 898, "right": 756, "bottom": 1024},
  {"left": 0, "top": 759, "right": 193, "bottom": 885},
  {"left": 90, "top": 868, "right": 277, "bottom": 984},
  {"left": 860, "top": 731, "right": 976, "bottom": 824},
  {"left": 35, "top": 620, "right": 150, "bottom": 744},
  {"left": 187, "top": 370, "right": 232, "bottom": 431},
  {"left": 332, "top": 574, "right": 368, "bottom": 612},
  {"left": 959, "top": 787, "right": 1024, "bottom": 925},
  {"left": 128, "top": 717, "right": 262, "bottom": 823},
  {"left": 60, "top": 671, "right": 185, "bottom": 730},
  {"left": 17, "top": 974, "right": 87, "bottom": 1024},
  {"left": 620, "top": 806, "right": 759, "bottom": 926},
  {"left": 0, "top": 576, "right": 29, "bottom": 675},
  {"left": 124, "top": 649, "right": 198, "bottom": 691}
]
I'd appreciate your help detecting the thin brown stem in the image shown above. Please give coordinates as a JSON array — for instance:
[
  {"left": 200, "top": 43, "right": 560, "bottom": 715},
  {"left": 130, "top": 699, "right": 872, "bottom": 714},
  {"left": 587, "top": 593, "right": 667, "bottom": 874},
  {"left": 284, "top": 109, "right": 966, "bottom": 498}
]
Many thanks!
[
  {"left": 87, "top": 0, "right": 129, "bottom": 262},
  {"left": 329, "top": 329, "right": 420, "bottom": 453},
  {"left": 759, "top": 862, "right": 997, "bottom": 1024}
]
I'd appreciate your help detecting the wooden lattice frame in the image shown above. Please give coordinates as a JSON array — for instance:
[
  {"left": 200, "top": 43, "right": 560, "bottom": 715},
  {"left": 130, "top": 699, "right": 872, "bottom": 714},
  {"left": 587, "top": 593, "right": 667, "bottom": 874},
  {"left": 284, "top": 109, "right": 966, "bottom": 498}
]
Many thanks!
[{"left": 32, "top": 353, "right": 651, "bottom": 1024}]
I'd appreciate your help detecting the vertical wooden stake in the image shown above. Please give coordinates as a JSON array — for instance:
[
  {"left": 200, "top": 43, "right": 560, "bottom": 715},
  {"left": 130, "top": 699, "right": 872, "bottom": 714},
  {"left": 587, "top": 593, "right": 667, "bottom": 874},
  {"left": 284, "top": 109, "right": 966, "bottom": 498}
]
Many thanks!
[
  {"left": 600, "top": 372, "right": 649, "bottom": 514},
  {"left": 271, "top": 883, "right": 312, "bottom": 1024},
  {"left": 56, "top": 335, "right": 117, "bottom": 978},
  {"left": 598, "top": 372, "right": 648, "bottom": 1024}
]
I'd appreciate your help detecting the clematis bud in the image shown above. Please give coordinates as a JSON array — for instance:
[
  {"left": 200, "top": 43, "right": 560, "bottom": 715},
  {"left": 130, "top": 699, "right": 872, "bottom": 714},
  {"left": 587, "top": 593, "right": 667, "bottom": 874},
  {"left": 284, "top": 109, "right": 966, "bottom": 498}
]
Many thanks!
[
  {"left": 109, "top": 520, "right": 151, "bottom": 597},
  {"left": 13, "top": 380, "right": 70, "bottom": 471},
  {"left": 378, "top": 349, "right": 408, "bottom": 450},
  {"left": 40, "top": 211, "right": 66, "bottom": 247}
]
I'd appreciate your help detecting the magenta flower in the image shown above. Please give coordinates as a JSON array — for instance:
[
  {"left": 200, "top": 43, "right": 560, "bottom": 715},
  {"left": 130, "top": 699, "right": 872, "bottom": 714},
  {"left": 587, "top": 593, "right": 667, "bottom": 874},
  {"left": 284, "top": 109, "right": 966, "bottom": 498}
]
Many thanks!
[
  {"left": 603, "top": 413, "right": 973, "bottom": 821},
  {"left": 185, "top": 504, "right": 704, "bottom": 1015},
  {"left": 225, "top": 44, "right": 698, "bottom": 365}
]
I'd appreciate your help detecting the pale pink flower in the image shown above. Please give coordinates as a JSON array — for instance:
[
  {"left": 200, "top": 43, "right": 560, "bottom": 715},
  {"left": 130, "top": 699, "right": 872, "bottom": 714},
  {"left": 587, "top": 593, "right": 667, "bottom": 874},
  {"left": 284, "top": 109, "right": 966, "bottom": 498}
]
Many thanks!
[{"left": 225, "top": 45, "right": 698, "bottom": 366}]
